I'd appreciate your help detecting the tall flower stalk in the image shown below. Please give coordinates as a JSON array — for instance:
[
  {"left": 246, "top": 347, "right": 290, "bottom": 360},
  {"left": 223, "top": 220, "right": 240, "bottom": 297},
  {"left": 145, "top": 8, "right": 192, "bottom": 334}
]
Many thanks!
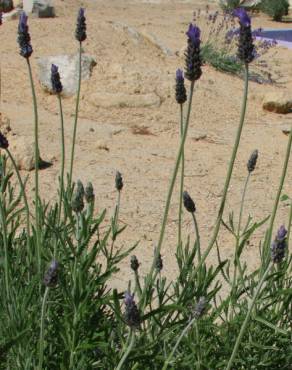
[
  {"left": 38, "top": 261, "right": 59, "bottom": 370},
  {"left": 69, "top": 8, "right": 87, "bottom": 187},
  {"left": 175, "top": 69, "right": 187, "bottom": 247},
  {"left": 142, "top": 24, "right": 203, "bottom": 305},
  {"left": 193, "top": 8, "right": 255, "bottom": 277},
  {"left": 17, "top": 12, "right": 41, "bottom": 274},
  {"left": 51, "top": 64, "right": 65, "bottom": 226}
]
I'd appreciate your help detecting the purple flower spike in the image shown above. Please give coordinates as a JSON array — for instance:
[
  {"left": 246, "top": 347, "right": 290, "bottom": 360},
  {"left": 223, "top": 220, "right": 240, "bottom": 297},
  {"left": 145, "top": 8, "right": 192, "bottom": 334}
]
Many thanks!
[
  {"left": 43, "top": 260, "right": 59, "bottom": 287},
  {"left": 124, "top": 291, "right": 141, "bottom": 328},
  {"left": 277, "top": 225, "right": 287, "bottom": 240},
  {"left": 233, "top": 8, "right": 251, "bottom": 27},
  {"left": 75, "top": 8, "right": 87, "bottom": 42},
  {"left": 185, "top": 24, "right": 202, "bottom": 82},
  {"left": 271, "top": 225, "right": 287, "bottom": 263},
  {"left": 176, "top": 68, "right": 184, "bottom": 81},
  {"left": 17, "top": 12, "right": 33, "bottom": 58},
  {"left": 0, "top": 132, "right": 9, "bottom": 149},
  {"left": 175, "top": 69, "right": 187, "bottom": 104},
  {"left": 186, "top": 23, "right": 201, "bottom": 47},
  {"left": 51, "top": 64, "right": 63, "bottom": 94}
]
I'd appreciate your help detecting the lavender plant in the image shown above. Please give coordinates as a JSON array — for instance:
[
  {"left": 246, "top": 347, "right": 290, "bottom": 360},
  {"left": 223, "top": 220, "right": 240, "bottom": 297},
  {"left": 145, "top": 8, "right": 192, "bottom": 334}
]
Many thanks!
[
  {"left": 194, "top": 5, "right": 278, "bottom": 82},
  {"left": 0, "top": 6, "right": 291, "bottom": 370}
]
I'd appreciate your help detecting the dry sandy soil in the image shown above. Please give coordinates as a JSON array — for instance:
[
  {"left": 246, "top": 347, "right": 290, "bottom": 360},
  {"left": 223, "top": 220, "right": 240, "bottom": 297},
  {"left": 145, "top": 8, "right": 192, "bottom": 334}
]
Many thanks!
[{"left": 1, "top": 0, "right": 292, "bottom": 290}]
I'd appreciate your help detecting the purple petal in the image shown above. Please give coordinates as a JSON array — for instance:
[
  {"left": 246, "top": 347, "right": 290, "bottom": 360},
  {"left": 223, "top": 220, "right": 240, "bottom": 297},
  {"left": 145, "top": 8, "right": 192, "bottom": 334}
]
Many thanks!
[
  {"left": 176, "top": 68, "right": 184, "bottom": 81},
  {"left": 233, "top": 8, "right": 251, "bottom": 27},
  {"left": 277, "top": 225, "right": 287, "bottom": 240},
  {"left": 186, "top": 24, "right": 201, "bottom": 47}
]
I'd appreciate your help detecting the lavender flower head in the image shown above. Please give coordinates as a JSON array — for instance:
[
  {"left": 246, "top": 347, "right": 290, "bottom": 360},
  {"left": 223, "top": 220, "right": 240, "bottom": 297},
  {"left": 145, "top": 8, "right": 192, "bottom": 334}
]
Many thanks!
[
  {"left": 75, "top": 8, "right": 87, "bottom": 43},
  {"left": 186, "top": 24, "right": 201, "bottom": 48},
  {"left": 85, "top": 182, "right": 95, "bottom": 203},
  {"left": 185, "top": 24, "right": 202, "bottom": 82},
  {"left": 247, "top": 149, "right": 258, "bottom": 173},
  {"left": 0, "top": 132, "right": 9, "bottom": 149},
  {"left": 130, "top": 255, "right": 140, "bottom": 272},
  {"left": 233, "top": 8, "right": 251, "bottom": 27},
  {"left": 175, "top": 69, "right": 187, "bottom": 105},
  {"left": 183, "top": 191, "right": 196, "bottom": 213},
  {"left": 43, "top": 260, "right": 59, "bottom": 288},
  {"left": 0, "top": 12, "right": 3, "bottom": 26},
  {"left": 271, "top": 225, "right": 287, "bottom": 263},
  {"left": 233, "top": 8, "right": 255, "bottom": 64},
  {"left": 124, "top": 291, "right": 141, "bottom": 328},
  {"left": 51, "top": 64, "right": 63, "bottom": 94},
  {"left": 17, "top": 12, "right": 33, "bottom": 59},
  {"left": 115, "top": 171, "right": 123, "bottom": 191}
]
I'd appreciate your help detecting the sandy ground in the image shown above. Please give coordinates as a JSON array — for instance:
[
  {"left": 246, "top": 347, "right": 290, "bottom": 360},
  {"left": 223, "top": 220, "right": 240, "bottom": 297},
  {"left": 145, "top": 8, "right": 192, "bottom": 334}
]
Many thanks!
[{"left": 1, "top": 0, "right": 292, "bottom": 290}]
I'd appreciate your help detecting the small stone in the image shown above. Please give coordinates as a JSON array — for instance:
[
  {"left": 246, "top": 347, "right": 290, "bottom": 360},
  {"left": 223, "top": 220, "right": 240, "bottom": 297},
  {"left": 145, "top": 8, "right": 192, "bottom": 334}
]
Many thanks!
[
  {"left": 263, "top": 92, "right": 292, "bottom": 114},
  {"left": 9, "top": 136, "right": 44, "bottom": 171},
  {"left": 0, "top": 112, "right": 11, "bottom": 135},
  {"left": 280, "top": 124, "right": 291, "bottom": 136}
]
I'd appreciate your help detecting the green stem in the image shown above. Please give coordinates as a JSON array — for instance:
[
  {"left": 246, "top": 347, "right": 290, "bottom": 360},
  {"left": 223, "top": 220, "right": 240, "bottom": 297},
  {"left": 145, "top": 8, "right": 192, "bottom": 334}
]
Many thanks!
[
  {"left": 178, "top": 104, "right": 184, "bottom": 247},
  {"left": 225, "top": 264, "right": 272, "bottom": 370},
  {"left": 69, "top": 213, "right": 80, "bottom": 368},
  {"left": 116, "top": 330, "right": 135, "bottom": 370},
  {"left": 287, "top": 201, "right": 292, "bottom": 246},
  {"left": 143, "top": 81, "right": 195, "bottom": 306},
  {"left": 26, "top": 58, "right": 41, "bottom": 275},
  {"left": 57, "top": 94, "right": 65, "bottom": 225},
  {"left": 0, "top": 196, "right": 10, "bottom": 301},
  {"left": 69, "top": 43, "right": 82, "bottom": 187},
  {"left": 162, "top": 315, "right": 198, "bottom": 370},
  {"left": 6, "top": 148, "right": 30, "bottom": 237},
  {"left": 263, "top": 119, "right": 292, "bottom": 261},
  {"left": 232, "top": 173, "right": 250, "bottom": 292},
  {"left": 38, "top": 287, "right": 49, "bottom": 370},
  {"left": 192, "top": 212, "right": 201, "bottom": 262},
  {"left": 193, "top": 64, "right": 249, "bottom": 277}
]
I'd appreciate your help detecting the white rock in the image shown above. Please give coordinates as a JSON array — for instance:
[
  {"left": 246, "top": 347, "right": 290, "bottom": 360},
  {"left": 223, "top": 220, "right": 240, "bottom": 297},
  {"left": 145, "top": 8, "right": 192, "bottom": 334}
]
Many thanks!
[
  {"left": 112, "top": 22, "right": 173, "bottom": 56},
  {"left": 24, "top": 0, "right": 54, "bottom": 17},
  {"left": 37, "top": 54, "right": 97, "bottom": 96},
  {"left": 89, "top": 92, "right": 161, "bottom": 108},
  {"left": 2, "top": 8, "right": 21, "bottom": 21}
]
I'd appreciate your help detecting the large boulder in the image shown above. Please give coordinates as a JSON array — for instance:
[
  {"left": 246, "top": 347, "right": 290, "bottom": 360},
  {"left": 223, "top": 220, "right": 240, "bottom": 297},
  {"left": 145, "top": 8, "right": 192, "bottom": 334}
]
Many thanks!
[
  {"left": 37, "top": 54, "right": 97, "bottom": 97},
  {"left": 263, "top": 92, "right": 292, "bottom": 114}
]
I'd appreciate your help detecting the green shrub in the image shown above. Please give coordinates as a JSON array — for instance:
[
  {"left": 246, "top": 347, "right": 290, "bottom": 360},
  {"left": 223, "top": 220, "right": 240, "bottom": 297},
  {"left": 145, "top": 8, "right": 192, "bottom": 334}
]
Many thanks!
[
  {"left": 261, "top": 0, "right": 289, "bottom": 21},
  {"left": 219, "top": 0, "right": 241, "bottom": 11}
]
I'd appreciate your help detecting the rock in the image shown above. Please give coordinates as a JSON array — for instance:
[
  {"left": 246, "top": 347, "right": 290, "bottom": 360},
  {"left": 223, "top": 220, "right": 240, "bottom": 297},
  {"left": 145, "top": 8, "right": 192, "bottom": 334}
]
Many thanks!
[
  {"left": 111, "top": 22, "right": 173, "bottom": 56},
  {"left": 240, "top": 0, "right": 262, "bottom": 8},
  {"left": 9, "top": 136, "right": 36, "bottom": 171},
  {"left": 2, "top": 8, "right": 21, "bottom": 21},
  {"left": 280, "top": 124, "right": 291, "bottom": 135},
  {"left": 263, "top": 92, "right": 292, "bottom": 114},
  {"left": 23, "top": 0, "right": 54, "bottom": 17},
  {"left": 0, "top": 112, "right": 11, "bottom": 135},
  {"left": 37, "top": 54, "right": 97, "bottom": 96},
  {"left": 0, "top": 0, "right": 13, "bottom": 12},
  {"left": 89, "top": 92, "right": 161, "bottom": 108},
  {"left": 141, "top": 32, "right": 173, "bottom": 56}
]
